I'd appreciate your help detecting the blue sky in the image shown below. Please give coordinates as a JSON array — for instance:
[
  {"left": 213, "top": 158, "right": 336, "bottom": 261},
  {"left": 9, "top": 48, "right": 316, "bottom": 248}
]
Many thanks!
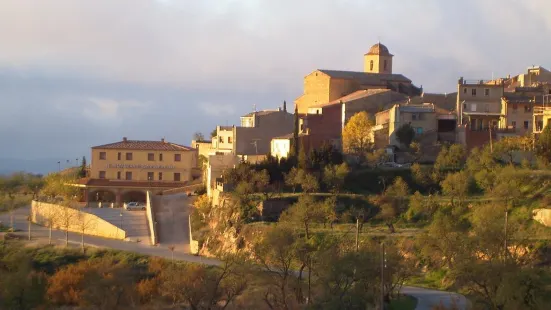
[{"left": 1, "top": 0, "right": 551, "bottom": 168}]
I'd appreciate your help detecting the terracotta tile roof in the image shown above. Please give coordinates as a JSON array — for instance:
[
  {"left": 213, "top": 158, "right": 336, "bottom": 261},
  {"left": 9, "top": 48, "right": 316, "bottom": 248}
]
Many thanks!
[
  {"left": 311, "top": 89, "right": 407, "bottom": 109},
  {"left": 318, "top": 70, "right": 411, "bottom": 84},
  {"left": 92, "top": 139, "right": 194, "bottom": 151}
]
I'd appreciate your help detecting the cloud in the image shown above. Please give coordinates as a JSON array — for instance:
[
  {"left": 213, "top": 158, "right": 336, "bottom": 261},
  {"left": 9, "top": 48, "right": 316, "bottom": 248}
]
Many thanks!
[
  {"left": 199, "top": 102, "right": 237, "bottom": 117},
  {"left": 83, "top": 98, "right": 147, "bottom": 120}
]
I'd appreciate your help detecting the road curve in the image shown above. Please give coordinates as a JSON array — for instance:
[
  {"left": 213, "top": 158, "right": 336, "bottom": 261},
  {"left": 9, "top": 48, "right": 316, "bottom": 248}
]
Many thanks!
[{"left": 401, "top": 286, "right": 470, "bottom": 310}]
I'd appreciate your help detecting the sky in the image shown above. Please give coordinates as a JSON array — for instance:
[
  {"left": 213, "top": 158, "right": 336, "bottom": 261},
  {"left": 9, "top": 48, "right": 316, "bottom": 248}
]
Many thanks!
[{"left": 1, "top": 0, "right": 551, "bottom": 171}]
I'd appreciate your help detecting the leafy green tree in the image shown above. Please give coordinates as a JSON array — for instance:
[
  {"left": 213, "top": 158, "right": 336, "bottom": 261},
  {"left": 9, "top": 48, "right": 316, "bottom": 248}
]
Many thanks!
[
  {"left": 280, "top": 195, "right": 325, "bottom": 239},
  {"left": 193, "top": 131, "right": 205, "bottom": 142},
  {"left": 323, "top": 163, "right": 349, "bottom": 194},
  {"left": 78, "top": 156, "right": 87, "bottom": 178},
  {"left": 342, "top": 111, "right": 374, "bottom": 156},
  {"left": 440, "top": 171, "right": 472, "bottom": 208},
  {"left": 292, "top": 105, "right": 300, "bottom": 157},
  {"left": 435, "top": 144, "right": 466, "bottom": 170},
  {"left": 375, "top": 177, "right": 409, "bottom": 233},
  {"left": 406, "top": 191, "right": 439, "bottom": 222},
  {"left": 395, "top": 123, "right": 415, "bottom": 147},
  {"left": 366, "top": 149, "right": 388, "bottom": 167},
  {"left": 210, "top": 128, "right": 217, "bottom": 138},
  {"left": 0, "top": 251, "right": 46, "bottom": 310},
  {"left": 535, "top": 124, "right": 551, "bottom": 162}
]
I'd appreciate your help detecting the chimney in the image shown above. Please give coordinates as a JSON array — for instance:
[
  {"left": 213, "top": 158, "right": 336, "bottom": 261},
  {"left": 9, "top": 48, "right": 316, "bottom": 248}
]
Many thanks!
[
  {"left": 123, "top": 137, "right": 127, "bottom": 142},
  {"left": 161, "top": 138, "right": 165, "bottom": 143}
]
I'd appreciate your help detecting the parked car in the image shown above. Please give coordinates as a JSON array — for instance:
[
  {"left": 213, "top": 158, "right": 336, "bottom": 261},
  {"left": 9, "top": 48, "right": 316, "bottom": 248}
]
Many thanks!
[
  {"left": 124, "top": 202, "right": 145, "bottom": 211},
  {"left": 377, "top": 162, "right": 412, "bottom": 168}
]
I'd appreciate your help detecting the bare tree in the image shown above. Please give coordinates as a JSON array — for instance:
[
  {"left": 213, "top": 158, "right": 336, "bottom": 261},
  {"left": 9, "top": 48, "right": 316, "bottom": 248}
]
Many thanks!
[
  {"left": 77, "top": 210, "right": 97, "bottom": 253},
  {"left": 58, "top": 205, "right": 76, "bottom": 247}
]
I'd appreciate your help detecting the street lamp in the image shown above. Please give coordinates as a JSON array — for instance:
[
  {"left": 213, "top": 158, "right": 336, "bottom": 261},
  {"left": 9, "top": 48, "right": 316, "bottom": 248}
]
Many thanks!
[
  {"left": 120, "top": 211, "right": 124, "bottom": 234},
  {"left": 57, "top": 161, "right": 61, "bottom": 172}
]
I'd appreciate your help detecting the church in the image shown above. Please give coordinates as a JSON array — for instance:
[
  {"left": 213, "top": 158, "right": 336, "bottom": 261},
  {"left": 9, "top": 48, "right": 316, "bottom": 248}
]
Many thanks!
[{"left": 294, "top": 43, "right": 422, "bottom": 114}]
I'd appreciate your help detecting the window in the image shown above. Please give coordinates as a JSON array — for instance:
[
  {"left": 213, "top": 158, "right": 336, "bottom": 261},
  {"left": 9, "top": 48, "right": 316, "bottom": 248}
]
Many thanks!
[
  {"left": 117, "top": 152, "right": 121, "bottom": 160},
  {"left": 148, "top": 153, "right": 154, "bottom": 161},
  {"left": 463, "top": 103, "right": 467, "bottom": 110},
  {"left": 175, "top": 154, "right": 181, "bottom": 162},
  {"left": 463, "top": 88, "right": 467, "bottom": 94},
  {"left": 384, "top": 60, "right": 388, "bottom": 70},
  {"left": 412, "top": 113, "right": 418, "bottom": 121},
  {"left": 484, "top": 104, "right": 490, "bottom": 112},
  {"left": 472, "top": 89, "right": 477, "bottom": 96},
  {"left": 126, "top": 152, "right": 133, "bottom": 160},
  {"left": 99, "top": 152, "right": 106, "bottom": 160},
  {"left": 484, "top": 88, "right": 490, "bottom": 96},
  {"left": 99, "top": 171, "right": 106, "bottom": 179},
  {"left": 158, "top": 172, "right": 163, "bottom": 181},
  {"left": 470, "top": 103, "right": 477, "bottom": 112},
  {"left": 416, "top": 128, "right": 423, "bottom": 135},
  {"left": 219, "top": 136, "right": 223, "bottom": 143},
  {"left": 511, "top": 121, "right": 516, "bottom": 128},
  {"left": 117, "top": 171, "right": 121, "bottom": 180},
  {"left": 524, "top": 121, "right": 529, "bottom": 129},
  {"left": 147, "top": 172, "right": 154, "bottom": 180},
  {"left": 370, "top": 60, "right": 374, "bottom": 71},
  {"left": 228, "top": 137, "right": 232, "bottom": 143},
  {"left": 159, "top": 153, "right": 163, "bottom": 161},
  {"left": 125, "top": 171, "right": 132, "bottom": 180},
  {"left": 525, "top": 105, "right": 531, "bottom": 113},
  {"left": 174, "top": 173, "right": 181, "bottom": 182}
]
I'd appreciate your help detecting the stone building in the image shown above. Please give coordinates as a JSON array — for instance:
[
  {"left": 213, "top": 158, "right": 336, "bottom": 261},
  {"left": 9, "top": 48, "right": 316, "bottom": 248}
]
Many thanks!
[
  {"left": 294, "top": 43, "right": 422, "bottom": 114},
  {"left": 211, "top": 105, "right": 294, "bottom": 162}
]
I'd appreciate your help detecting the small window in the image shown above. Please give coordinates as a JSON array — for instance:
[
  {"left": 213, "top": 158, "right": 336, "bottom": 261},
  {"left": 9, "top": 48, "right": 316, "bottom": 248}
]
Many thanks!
[
  {"left": 472, "top": 89, "right": 477, "bottom": 96},
  {"left": 147, "top": 172, "right": 154, "bottom": 180},
  {"left": 126, "top": 152, "right": 133, "bottom": 160},
  {"left": 525, "top": 106, "right": 531, "bottom": 113},
  {"left": 99, "top": 152, "right": 106, "bottom": 160},
  {"left": 158, "top": 172, "right": 163, "bottom": 181},
  {"left": 485, "top": 104, "right": 490, "bottom": 112},
  {"left": 175, "top": 154, "right": 181, "bottom": 162},
  {"left": 117, "top": 152, "right": 121, "bottom": 160},
  {"left": 412, "top": 113, "right": 418, "bottom": 121},
  {"left": 484, "top": 88, "right": 490, "bottom": 96},
  {"left": 463, "top": 103, "right": 467, "bottom": 110},
  {"left": 117, "top": 171, "right": 121, "bottom": 180},
  {"left": 471, "top": 103, "right": 477, "bottom": 112},
  {"left": 125, "top": 171, "right": 132, "bottom": 180},
  {"left": 148, "top": 153, "right": 154, "bottom": 161},
  {"left": 384, "top": 60, "right": 388, "bottom": 70},
  {"left": 524, "top": 121, "right": 529, "bottom": 129},
  {"left": 159, "top": 153, "right": 163, "bottom": 161},
  {"left": 463, "top": 88, "right": 467, "bottom": 94},
  {"left": 512, "top": 121, "right": 516, "bottom": 128},
  {"left": 99, "top": 171, "right": 106, "bottom": 179},
  {"left": 370, "top": 60, "right": 374, "bottom": 71},
  {"left": 219, "top": 136, "right": 223, "bottom": 143},
  {"left": 228, "top": 137, "right": 232, "bottom": 143},
  {"left": 174, "top": 173, "right": 181, "bottom": 182}
]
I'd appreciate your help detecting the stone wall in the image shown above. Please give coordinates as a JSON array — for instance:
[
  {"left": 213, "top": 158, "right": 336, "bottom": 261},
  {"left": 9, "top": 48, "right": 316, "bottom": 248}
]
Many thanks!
[{"left": 31, "top": 201, "right": 126, "bottom": 240}]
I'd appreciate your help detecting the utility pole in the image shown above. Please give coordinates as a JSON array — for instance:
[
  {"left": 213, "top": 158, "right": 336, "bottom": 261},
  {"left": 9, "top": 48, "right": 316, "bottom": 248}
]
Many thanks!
[
  {"left": 489, "top": 123, "right": 493, "bottom": 153},
  {"left": 380, "top": 242, "right": 386, "bottom": 310},
  {"left": 504, "top": 209, "right": 509, "bottom": 259},
  {"left": 355, "top": 218, "right": 360, "bottom": 252}
]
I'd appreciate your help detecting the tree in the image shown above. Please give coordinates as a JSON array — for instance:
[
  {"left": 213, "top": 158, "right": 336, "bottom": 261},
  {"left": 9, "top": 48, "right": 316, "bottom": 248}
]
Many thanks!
[
  {"left": 435, "top": 144, "right": 466, "bottom": 170},
  {"left": 193, "top": 131, "right": 205, "bottom": 142},
  {"left": 366, "top": 149, "right": 388, "bottom": 167},
  {"left": 342, "top": 111, "right": 374, "bottom": 156},
  {"left": 323, "top": 163, "right": 349, "bottom": 194},
  {"left": 535, "top": 124, "right": 551, "bottom": 162},
  {"left": 395, "top": 123, "right": 415, "bottom": 147},
  {"left": 292, "top": 105, "right": 300, "bottom": 157},
  {"left": 210, "top": 128, "right": 217, "bottom": 138},
  {"left": 0, "top": 173, "right": 25, "bottom": 231},
  {"left": 285, "top": 168, "right": 319, "bottom": 194},
  {"left": 375, "top": 177, "right": 409, "bottom": 233},
  {"left": 409, "top": 141, "right": 422, "bottom": 163},
  {"left": 280, "top": 195, "right": 324, "bottom": 239},
  {"left": 76, "top": 211, "right": 97, "bottom": 253},
  {"left": 78, "top": 156, "right": 87, "bottom": 178},
  {"left": 440, "top": 171, "right": 471, "bottom": 208}
]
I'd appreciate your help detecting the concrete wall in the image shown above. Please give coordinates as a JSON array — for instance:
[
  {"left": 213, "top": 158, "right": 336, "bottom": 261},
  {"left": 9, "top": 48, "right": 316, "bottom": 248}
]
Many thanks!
[
  {"left": 145, "top": 191, "right": 157, "bottom": 245},
  {"left": 295, "top": 71, "right": 332, "bottom": 114},
  {"left": 31, "top": 201, "right": 126, "bottom": 240}
]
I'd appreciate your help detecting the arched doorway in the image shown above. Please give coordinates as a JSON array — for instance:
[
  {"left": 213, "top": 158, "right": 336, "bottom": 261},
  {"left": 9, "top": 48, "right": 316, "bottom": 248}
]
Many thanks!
[
  {"left": 89, "top": 190, "right": 116, "bottom": 203},
  {"left": 122, "top": 191, "right": 146, "bottom": 203}
]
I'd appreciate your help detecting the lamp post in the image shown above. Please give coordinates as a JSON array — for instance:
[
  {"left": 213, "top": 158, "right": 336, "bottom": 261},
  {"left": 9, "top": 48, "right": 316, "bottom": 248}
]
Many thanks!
[
  {"left": 120, "top": 211, "right": 124, "bottom": 233},
  {"left": 57, "top": 161, "right": 61, "bottom": 172}
]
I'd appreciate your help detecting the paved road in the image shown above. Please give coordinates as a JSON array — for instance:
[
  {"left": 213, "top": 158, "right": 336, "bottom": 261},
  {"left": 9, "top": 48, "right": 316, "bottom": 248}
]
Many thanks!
[
  {"left": 85, "top": 207, "right": 149, "bottom": 241},
  {"left": 0, "top": 207, "right": 219, "bottom": 266},
  {"left": 401, "top": 286, "right": 470, "bottom": 310},
  {"left": 153, "top": 193, "right": 194, "bottom": 253}
]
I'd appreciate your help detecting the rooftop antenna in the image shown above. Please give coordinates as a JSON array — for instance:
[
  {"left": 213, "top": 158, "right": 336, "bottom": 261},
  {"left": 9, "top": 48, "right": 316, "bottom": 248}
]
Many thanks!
[{"left": 251, "top": 139, "right": 261, "bottom": 155}]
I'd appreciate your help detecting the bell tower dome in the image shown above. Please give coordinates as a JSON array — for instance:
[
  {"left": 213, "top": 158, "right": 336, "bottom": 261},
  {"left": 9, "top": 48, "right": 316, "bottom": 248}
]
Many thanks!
[{"left": 364, "top": 42, "right": 393, "bottom": 74}]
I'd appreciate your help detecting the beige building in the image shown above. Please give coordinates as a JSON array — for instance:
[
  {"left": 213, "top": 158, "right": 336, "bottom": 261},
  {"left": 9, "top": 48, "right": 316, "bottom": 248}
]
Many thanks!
[
  {"left": 295, "top": 43, "right": 422, "bottom": 114},
  {"left": 81, "top": 137, "right": 197, "bottom": 206},
  {"left": 270, "top": 133, "right": 293, "bottom": 159}
]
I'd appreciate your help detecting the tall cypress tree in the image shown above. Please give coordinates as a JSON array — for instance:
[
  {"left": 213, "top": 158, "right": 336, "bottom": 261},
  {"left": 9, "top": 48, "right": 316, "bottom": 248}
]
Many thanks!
[
  {"left": 79, "top": 156, "right": 87, "bottom": 178},
  {"left": 293, "top": 105, "right": 300, "bottom": 157}
]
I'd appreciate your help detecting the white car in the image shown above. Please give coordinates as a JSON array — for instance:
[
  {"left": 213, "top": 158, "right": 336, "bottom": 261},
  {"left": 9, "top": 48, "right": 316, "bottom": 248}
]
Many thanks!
[{"left": 124, "top": 202, "right": 145, "bottom": 211}]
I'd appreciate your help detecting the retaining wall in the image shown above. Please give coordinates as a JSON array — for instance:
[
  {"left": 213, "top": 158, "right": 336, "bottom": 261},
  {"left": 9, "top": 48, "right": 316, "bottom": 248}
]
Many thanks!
[{"left": 31, "top": 201, "right": 126, "bottom": 240}]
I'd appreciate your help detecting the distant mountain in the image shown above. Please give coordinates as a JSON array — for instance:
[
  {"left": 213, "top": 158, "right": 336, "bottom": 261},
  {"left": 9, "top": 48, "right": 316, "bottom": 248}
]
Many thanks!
[{"left": 0, "top": 158, "right": 73, "bottom": 176}]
